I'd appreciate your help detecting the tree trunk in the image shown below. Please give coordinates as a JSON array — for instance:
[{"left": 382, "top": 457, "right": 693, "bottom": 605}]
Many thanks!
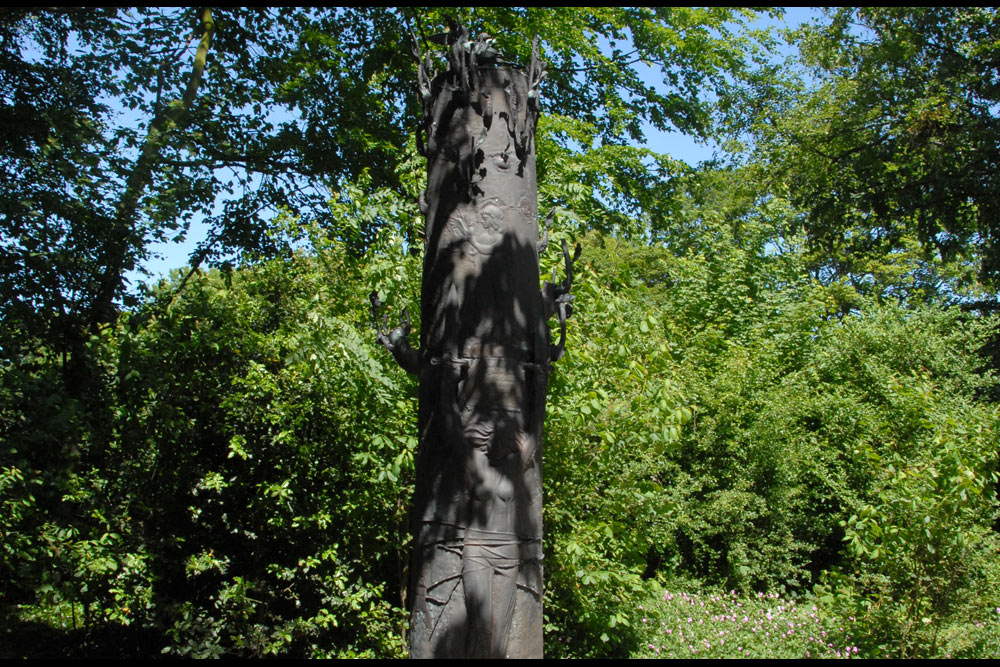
[
  {"left": 90, "top": 7, "right": 215, "bottom": 332},
  {"left": 372, "top": 26, "right": 576, "bottom": 658}
]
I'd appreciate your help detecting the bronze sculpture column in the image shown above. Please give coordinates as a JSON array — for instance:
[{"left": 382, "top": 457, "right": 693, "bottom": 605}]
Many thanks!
[{"left": 372, "top": 24, "right": 577, "bottom": 658}]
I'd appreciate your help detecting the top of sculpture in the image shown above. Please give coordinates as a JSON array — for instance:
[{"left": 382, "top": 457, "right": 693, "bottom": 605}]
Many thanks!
[
  {"left": 416, "top": 23, "right": 519, "bottom": 69},
  {"left": 426, "top": 30, "right": 501, "bottom": 59}
]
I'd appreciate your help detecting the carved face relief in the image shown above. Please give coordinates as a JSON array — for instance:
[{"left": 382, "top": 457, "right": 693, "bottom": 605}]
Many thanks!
[
  {"left": 444, "top": 200, "right": 509, "bottom": 261},
  {"left": 471, "top": 201, "right": 505, "bottom": 255}
]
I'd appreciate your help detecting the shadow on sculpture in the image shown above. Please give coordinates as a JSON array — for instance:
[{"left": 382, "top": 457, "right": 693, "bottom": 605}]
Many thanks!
[{"left": 370, "top": 23, "right": 579, "bottom": 658}]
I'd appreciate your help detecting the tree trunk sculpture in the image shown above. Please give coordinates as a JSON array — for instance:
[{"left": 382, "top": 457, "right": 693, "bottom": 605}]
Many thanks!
[{"left": 371, "top": 24, "right": 578, "bottom": 658}]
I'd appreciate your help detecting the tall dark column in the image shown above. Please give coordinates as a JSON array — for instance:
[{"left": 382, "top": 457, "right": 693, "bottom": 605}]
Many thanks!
[{"left": 372, "top": 25, "right": 577, "bottom": 658}]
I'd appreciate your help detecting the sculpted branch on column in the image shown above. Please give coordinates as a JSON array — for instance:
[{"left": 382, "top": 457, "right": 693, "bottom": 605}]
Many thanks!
[{"left": 371, "top": 23, "right": 579, "bottom": 658}]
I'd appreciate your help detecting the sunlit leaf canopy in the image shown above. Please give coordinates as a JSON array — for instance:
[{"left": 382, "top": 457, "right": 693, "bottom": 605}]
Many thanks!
[
  {"left": 749, "top": 7, "right": 1000, "bottom": 290},
  {"left": 0, "top": 7, "right": 776, "bottom": 354}
]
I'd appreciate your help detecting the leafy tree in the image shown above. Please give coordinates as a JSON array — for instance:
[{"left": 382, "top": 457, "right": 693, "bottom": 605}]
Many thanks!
[
  {"left": 749, "top": 7, "right": 1000, "bottom": 293},
  {"left": 542, "top": 166, "right": 999, "bottom": 658},
  {"left": 3, "top": 188, "right": 423, "bottom": 656}
]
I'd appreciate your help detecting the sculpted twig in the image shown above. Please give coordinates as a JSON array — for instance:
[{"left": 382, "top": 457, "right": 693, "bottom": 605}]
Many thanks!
[
  {"left": 542, "top": 238, "right": 582, "bottom": 362},
  {"left": 369, "top": 290, "right": 419, "bottom": 375}
]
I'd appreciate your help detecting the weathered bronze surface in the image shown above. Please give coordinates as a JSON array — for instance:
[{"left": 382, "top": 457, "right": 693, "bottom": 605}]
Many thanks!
[{"left": 372, "top": 25, "right": 577, "bottom": 658}]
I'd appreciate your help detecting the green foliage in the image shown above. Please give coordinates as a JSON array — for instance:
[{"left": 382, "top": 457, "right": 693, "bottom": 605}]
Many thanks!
[
  {"left": 538, "top": 163, "right": 1000, "bottom": 657},
  {"left": 115, "top": 227, "right": 418, "bottom": 658},
  {"left": 2, "top": 184, "right": 421, "bottom": 656},
  {"left": 751, "top": 7, "right": 1000, "bottom": 290},
  {"left": 827, "top": 370, "right": 1000, "bottom": 658},
  {"left": 542, "top": 233, "right": 693, "bottom": 657}
]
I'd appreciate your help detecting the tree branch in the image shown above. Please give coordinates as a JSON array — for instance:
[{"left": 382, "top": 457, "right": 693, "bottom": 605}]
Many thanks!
[{"left": 89, "top": 7, "right": 216, "bottom": 331}]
